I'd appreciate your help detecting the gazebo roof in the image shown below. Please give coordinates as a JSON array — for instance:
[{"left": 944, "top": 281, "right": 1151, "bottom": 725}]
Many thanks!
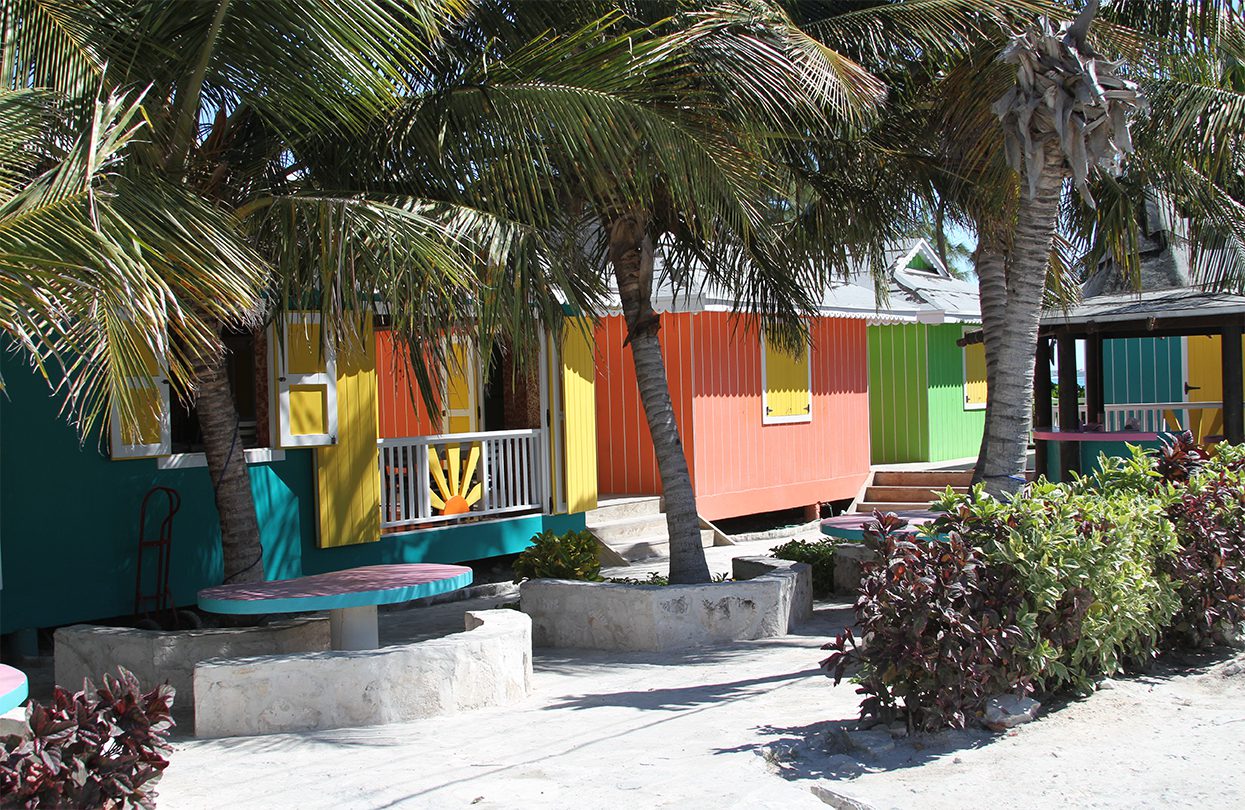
[{"left": 1040, "top": 286, "right": 1245, "bottom": 335}]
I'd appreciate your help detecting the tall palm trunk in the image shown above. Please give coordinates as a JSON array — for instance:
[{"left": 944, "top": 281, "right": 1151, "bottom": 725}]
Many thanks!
[
  {"left": 190, "top": 326, "right": 266, "bottom": 584},
  {"left": 609, "top": 212, "right": 710, "bottom": 584},
  {"left": 973, "top": 146, "right": 1065, "bottom": 495}
]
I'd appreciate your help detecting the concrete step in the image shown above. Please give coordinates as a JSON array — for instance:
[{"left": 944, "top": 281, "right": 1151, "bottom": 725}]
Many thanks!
[
  {"left": 607, "top": 529, "right": 715, "bottom": 563},
  {"left": 872, "top": 469, "right": 975, "bottom": 488},
  {"left": 587, "top": 513, "right": 669, "bottom": 544},
  {"left": 852, "top": 501, "right": 932, "bottom": 513},
  {"left": 587, "top": 495, "right": 663, "bottom": 523},
  {"left": 864, "top": 485, "right": 968, "bottom": 502}
]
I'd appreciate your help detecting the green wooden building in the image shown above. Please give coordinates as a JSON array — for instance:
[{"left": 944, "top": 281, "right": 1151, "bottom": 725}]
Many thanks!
[{"left": 861, "top": 241, "right": 986, "bottom": 464}]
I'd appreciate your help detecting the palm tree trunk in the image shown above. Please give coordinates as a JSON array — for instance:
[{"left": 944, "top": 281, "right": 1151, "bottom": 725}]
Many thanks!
[
  {"left": 975, "top": 145, "right": 1065, "bottom": 496},
  {"left": 609, "top": 212, "right": 710, "bottom": 584},
  {"left": 972, "top": 234, "right": 1008, "bottom": 485},
  {"left": 191, "top": 326, "right": 266, "bottom": 584}
]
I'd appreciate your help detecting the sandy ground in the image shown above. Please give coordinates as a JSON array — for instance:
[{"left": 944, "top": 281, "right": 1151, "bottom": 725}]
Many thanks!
[{"left": 157, "top": 538, "right": 1245, "bottom": 809}]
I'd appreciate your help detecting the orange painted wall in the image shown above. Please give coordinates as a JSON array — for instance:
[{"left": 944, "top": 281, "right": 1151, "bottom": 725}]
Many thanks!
[
  {"left": 594, "top": 312, "right": 871, "bottom": 521},
  {"left": 376, "top": 328, "right": 439, "bottom": 439},
  {"left": 594, "top": 314, "right": 695, "bottom": 496}
]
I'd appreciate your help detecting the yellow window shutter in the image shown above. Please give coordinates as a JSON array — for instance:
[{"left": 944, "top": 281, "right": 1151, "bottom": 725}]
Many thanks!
[
  {"left": 316, "top": 321, "right": 380, "bottom": 548},
  {"left": 762, "top": 335, "right": 811, "bottom": 424},
  {"left": 963, "top": 335, "right": 987, "bottom": 409},
  {"left": 561, "top": 319, "right": 598, "bottom": 513},
  {"left": 276, "top": 313, "right": 337, "bottom": 447},
  {"left": 110, "top": 321, "right": 171, "bottom": 459},
  {"left": 444, "top": 338, "right": 479, "bottom": 434}
]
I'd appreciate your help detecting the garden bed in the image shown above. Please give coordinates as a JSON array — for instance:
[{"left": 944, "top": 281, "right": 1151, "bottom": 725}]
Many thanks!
[{"left": 520, "top": 555, "right": 811, "bottom": 651}]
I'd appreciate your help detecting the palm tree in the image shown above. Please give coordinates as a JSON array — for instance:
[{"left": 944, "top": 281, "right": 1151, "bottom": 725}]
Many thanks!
[{"left": 1, "top": 1, "right": 888, "bottom": 586}]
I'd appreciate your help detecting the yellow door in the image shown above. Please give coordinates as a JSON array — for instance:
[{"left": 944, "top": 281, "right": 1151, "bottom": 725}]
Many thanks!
[{"left": 1185, "top": 334, "right": 1245, "bottom": 440}]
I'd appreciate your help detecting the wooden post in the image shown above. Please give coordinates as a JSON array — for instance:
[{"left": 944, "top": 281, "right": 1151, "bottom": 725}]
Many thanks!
[
  {"left": 1223, "top": 323, "right": 1244, "bottom": 445},
  {"left": 1085, "top": 334, "right": 1105, "bottom": 427},
  {"left": 1057, "top": 334, "right": 1081, "bottom": 480},
  {"left": 1034, "top": 336, "right": 1053, "bottom": 478}
]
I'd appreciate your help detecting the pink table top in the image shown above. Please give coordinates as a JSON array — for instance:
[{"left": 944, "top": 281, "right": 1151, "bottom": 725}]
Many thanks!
[
  {"left": 1032, "top": 429, "right": 1160, "bottom": 442},
  {"left": 0, "top": 663, "right": 28, "bottom": 714},
  {"left": 198, "top": 563, "right": 473, "bottom": 615}
]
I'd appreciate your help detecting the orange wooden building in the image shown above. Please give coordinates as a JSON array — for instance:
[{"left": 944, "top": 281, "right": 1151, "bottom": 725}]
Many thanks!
[{"left": 594, "top": 280, "right": 884, "bottom": 521}]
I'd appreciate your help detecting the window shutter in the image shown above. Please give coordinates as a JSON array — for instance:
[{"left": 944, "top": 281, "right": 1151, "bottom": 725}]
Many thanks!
[
  {"left": 443, "top": 338, "right": 479, "bottom": 434},
  {"left": 762, "top": 336, "right": 812, "bottom": 424},
  {"left": 276, "top": 313, "right": 337, "bottom": 447},
  {"left": 109, "top": 330, "right": 171, "bottom": 459},
  {"left": 561, "top": 319, "right": 598, "bottom": 513},
  {"left": 963, "top": 333, "right": 987, "bottom": 409}
]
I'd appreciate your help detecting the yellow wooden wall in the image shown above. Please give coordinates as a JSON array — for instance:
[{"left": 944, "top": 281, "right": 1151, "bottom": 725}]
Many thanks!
[
  {"left": 561, "top": 319, "right": 598, "bottom": 514},
  {"left": 316, "top": 323, "right": 380, "bottom": 548},
  {"left": 1186, "top": 334, "right": 1245, "bottom": 438}
]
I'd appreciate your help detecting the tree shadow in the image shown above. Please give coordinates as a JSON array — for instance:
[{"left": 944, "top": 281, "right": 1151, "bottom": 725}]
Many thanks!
[{"left": 715, "top": 717, "right": 996, "bottom": 782}]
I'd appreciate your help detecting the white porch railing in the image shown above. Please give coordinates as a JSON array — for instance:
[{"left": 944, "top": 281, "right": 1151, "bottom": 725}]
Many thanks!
[
  {"left": 378, "top": 428, "right": 547, "bottom": 530},
  {"left": 1074, "top": 401, "right": 1226, "bottom": 433}
]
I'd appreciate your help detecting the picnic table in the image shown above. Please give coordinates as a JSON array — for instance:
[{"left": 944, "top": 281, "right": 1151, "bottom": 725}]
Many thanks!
[
  {"left": 819, "top": 510, "right": 939, "bottom": 542},
  {"left": 0, "top": 664, "right": 28, "bottom": 715},
  {"left": 198, "top": 563, "right": 473, "bottom": 650}
]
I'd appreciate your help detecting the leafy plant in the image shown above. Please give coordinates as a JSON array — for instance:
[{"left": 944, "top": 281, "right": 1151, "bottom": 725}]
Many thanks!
[
  {"left": 512, "top": 530, "right": 603, "bottom": 583},
  {"left": 769, "top": 538, "right": 836, "bottom": 596},
  {"left": 0, "top": 668, "right": 175, "bottom": 809},
  {"left": 1159, "top": 455, "right": 1245, "bottom": 646},
  {"left": 933, "top": 481, "right": 1180, "bottom": 694},
  {"left": 605, "top": 572, "right": 731, "bottom": 586},
  {"left": 822, "top": 514, "right": 1029, "bottom": 732}
]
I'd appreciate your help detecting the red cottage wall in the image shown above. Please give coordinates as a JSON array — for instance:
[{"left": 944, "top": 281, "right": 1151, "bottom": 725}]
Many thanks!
[
  {"left": 594, "top": 314, "right": 695, "bottom": 496},
  {"left": 376, "top": 328, "right": 439, "bottom": 439},
  {"left": 690, "top": 312, "right": 870, "bottom": 520}
]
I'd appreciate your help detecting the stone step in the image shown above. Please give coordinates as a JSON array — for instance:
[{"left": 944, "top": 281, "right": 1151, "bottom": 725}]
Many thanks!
[
  {"left": 864, "top": 485, "right": 968, "bottom": 503},
  {"left": 586, "top": 513, "right": 669, "bottom": 544},
  {"left": 587, "top": 495, "right": 663, "bottom": 523},
  {"left": 607, "top": 529, "right": 716, "bottom": 563},
  {"left": 871, "top": 469, "right": 975, "bottom": 488},
  {"left": 852, "top": 501, "right": 932, "bottom": 513}
]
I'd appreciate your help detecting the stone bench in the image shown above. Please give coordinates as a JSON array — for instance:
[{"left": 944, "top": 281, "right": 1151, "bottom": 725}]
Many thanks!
[
  {"left": 54, "top": 618, "right": 330, "bottom": 715},
  {"left": 193, "top": 609, "right": 532, "bottom": 738},
  {"left": 520, "top": 556, "right": 812, "bottom": 652}
]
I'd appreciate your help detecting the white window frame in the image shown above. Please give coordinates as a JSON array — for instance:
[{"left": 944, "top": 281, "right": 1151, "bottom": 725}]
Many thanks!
[
  {"left": 276, "top": 313, "right": 338, "bottom": 447},
  {"left": 760, "top": 333, "right": 813, "bottom": 425}
]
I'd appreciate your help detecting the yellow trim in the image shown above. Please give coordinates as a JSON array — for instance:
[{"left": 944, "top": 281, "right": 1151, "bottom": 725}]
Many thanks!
[
  {"left": 315, "top": 323, "right": 380, "bottom": 548},
  {"left": 561, "top": 319, "right": 598, "bottom": 513}
]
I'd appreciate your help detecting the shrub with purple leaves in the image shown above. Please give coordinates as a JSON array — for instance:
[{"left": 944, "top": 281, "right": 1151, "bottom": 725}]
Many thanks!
[
  {"left": 0, "top": 668, "right": 175, "bottom": 809},
  {"left": 821, "top": 513, "right": 1029, "bottom": 732},
  {"left": 1159, "top": 444, "right": 1245, "bottom": 646}
]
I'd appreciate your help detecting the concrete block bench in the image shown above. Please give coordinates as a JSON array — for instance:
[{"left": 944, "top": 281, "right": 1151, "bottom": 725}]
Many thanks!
[
  {"left": 54, "top": 618, "right": 330, "bottom": 713},
  {"left": 520, "top": 556, "right": 812, "bottom": 652},
  {"left": 193, "top": 609, "right": 532, "bottom": 738}
]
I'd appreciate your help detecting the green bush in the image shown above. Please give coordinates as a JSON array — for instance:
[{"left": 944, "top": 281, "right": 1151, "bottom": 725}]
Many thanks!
[
  {"left": 933, "top": 481, "right": 1179, "bottom": 694},
  {"left": 770, "top": 538, "right": 836, "bottom": 596},
  {"left": 512, "top": 529, "right": 602, "bottom": 582}
]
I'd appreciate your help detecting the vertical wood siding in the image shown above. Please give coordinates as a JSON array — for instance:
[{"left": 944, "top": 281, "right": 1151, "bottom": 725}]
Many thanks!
[
  {"left": 562, "top": 318, "right": 598, "bottom": 513},
  {"left": 1103, "top": 337, "right": 1184, "bottom": 406},
  {"left": 375, "top": 328, "right": 439, "bottom": 439},
  {"left": 925, "top": 324, "right": 986, "bottom": 462},
  {"left": 316, "top": 323, "right": 380, "bottom": 547},
  {"left": 691, "top": 313, "right": 870, "bottom": 519},
  {"left": 593, "top": 314, "right": 695, "bottom": 495},
  {"left": 868, "top": 324, "right": 929, "bottom": 463}
]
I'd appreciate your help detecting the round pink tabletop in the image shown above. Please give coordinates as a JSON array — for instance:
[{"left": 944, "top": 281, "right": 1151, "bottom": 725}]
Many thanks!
[{"left": 198, "top": 563, "right": 473, "bottom": 615}]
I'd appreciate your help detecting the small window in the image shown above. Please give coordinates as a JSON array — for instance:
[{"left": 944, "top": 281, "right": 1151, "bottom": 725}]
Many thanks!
[
  {"left": 170, "top": 329, "right": 268, "bottom": 453},
  {"left": 963, "top": 333, "right": 987, "bottom": 410},
  {"left": 761, "top": 335, "right": 812, "bottom": 424}
]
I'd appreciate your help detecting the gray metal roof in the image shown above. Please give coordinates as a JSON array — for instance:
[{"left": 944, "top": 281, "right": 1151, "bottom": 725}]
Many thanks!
[
  {"left": 602, "top": 238, "right": 982, "bottom": 324},
  {"left": 1041, "top": 286, "right": 1245, "bottom": 327}
]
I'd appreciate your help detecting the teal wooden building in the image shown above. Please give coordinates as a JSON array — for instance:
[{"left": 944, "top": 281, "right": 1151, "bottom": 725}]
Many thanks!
[{"left": 861, "top": 241, "right": 986, "bottom": 464}]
